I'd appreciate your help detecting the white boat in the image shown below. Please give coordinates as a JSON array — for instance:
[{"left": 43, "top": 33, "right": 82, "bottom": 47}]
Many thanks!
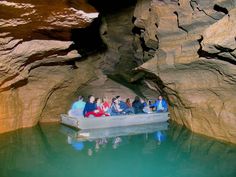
[
  {"left": 60, "top": 122, "right": 169, "bottom": 141},
  {"left": 60, "top": 112, "right": 170, "bottom": 130}
]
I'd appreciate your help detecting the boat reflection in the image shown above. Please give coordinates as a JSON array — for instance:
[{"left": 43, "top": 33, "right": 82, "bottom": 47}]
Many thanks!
[{"left": 61, "top": 122, "right": 169, "bottom": 152}]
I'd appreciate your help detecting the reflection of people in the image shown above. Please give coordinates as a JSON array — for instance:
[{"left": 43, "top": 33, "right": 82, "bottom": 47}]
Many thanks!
[
  {"left": 95, "top": 138, "right": 108, "bottom": 152},
  {"left": 150, "top": 96, "right": 168, "bottom": 112},
  {"left": 112, "top": 137, "right": 122, "bottom": 149},
  {"left": 154, "top": 131, "right": 166, "bottom": 144},
  {"left": 71, "top": 141, "right": 84, "bottom": 151},
  {"left": 88, "top": 148, "right": 93, "bottom": 156}
]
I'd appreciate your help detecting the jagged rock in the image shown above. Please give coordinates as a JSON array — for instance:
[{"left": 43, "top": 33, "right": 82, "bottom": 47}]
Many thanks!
[
  {"left": 0, "top": 0, "right": 98, "bottom": 40},
  {"left": 0, "top": 0, "right": 142, "bottom": 133},
  {"left": 201, "top": 8, "right": 236, "bottom": 63},
  {"left": 134, "top": 0, "right": 236, "bottom": 143},
  {"left": 0, "top": 0, "right": 99, "bottom": 132}
]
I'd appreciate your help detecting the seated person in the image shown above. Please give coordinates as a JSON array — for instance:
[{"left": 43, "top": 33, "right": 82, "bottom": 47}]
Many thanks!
[
  {"left": 150, "top": 95, "right": 168, "bottom": 112},
  {"left": 83, "top": 95, "right": 101, "bottom": 118},
  {"left": 68, "top": 96, "right": 85, "bottom": 117},
  {"left": 95, "top": 98, "right": 109, "bottom": 117},
  {"left": 124, "top": 98, "right": 135, "bottom": 114},
  {"left": 116, "top": 96, "right": 134, "bottom": 114},
  {"left": 142, "top": 98, "right": 152, "bottom": 114},
  {"left": 101, "top": 97, "right": 110, "bottom": 115},
  {"left": 110, "top": 97, "right": 124, "bottom": 116},
  {"left": 126, "top": 98, "right": 132, "bottom": 108},
  {"left": 132, "top": 96, "right": 145, "bottom": 114}
]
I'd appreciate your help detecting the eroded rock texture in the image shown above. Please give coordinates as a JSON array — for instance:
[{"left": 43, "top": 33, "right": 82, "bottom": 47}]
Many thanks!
[
  {"left": 0, "top": 0, "right": 235, "bottom": 144},
  {"left": 0, "top": 0, "right": 101, "bottom": 132},
  {"left": 0, "top": 0, "right": 140, "bottom": 133},
  {"left": 133, "top": 0, "right": 236, "bottom": 143}
]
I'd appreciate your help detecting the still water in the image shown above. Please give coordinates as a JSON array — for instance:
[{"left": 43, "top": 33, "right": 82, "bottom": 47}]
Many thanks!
[{"left": 0, "top": 122, "right": 235, "bottom": 177}]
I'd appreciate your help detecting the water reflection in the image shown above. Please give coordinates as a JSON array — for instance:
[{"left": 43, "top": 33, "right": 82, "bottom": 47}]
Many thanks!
[
  {"left": 61, "top": 122, "right": 169, "bottom": 153},
  {"left": 0, "top": 122, "right": 235, "bottom": 177}
]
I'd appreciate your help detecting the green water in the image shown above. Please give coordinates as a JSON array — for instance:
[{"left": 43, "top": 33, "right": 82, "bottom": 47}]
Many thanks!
[{"left": 0, "top": 122, "right": 235, "bottom": 177}]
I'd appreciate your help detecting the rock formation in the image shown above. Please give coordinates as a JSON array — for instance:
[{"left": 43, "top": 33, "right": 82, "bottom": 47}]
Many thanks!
[
  {"left": 0, "top": 0, "right": 139, "bottom": 132},
  {"left": 133, "top": 0, "right": 236, "bottom": 143},
  {"left": 0, "top": 0, "right": 235, "bottom": 144},
  {"left": 0, "top": 0, "right": 101, "bottom": 132}
]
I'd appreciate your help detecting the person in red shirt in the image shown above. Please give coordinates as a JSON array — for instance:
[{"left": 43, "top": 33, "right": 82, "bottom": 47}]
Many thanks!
[
  {"left": 84, "top": 96, "right": 103, "bottom": 118},
  {"left": 101, "top": 97, "right": 110, "bottom": 116}
]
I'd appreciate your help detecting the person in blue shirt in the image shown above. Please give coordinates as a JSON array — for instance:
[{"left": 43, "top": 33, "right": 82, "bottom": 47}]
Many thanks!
[
  {"left": 116, "top": 96, "right": 134, "bottom": 114},
  {"left": 110, "top": 97, "right": 124, "bottom": 116},
  {"left": 150, "top": 95, "right": 168, "bottom": 112},
  {"left": 68, "top": 96, "right": 85, "bottom": 117},
  {"left": 83, "top": 95, "right": 98, "bottom": 117}
]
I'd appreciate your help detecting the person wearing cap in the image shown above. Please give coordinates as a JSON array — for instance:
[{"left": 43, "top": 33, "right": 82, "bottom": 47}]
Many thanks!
[{"left": 68, "top": 96, "right": 86, "bottom": 117}]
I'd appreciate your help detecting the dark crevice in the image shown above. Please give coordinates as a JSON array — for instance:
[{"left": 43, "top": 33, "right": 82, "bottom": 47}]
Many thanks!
[
  {"left": 71, "top": 17, "right": 107, "bottom": 56},
  {"left": 198, "top": 50, "right": 236, "bottom": 65},
  {"left": 0, "top": 73, "right": 19, "bottom": 88},
  {"left": 87, "top": 0, "right": 137, "bottom": 14},
  {"left": 174, "top": 11, "right": 188, "bottom": 33},
  {"left": 140, "top": 37, "right": 153, "bottom": 52},
  {"left": 132, "top": 26, "right": 152, "bottom": 52},
  {"left": 132, "top": 16, "right": 136, "bottom": 23},
  {"left": 4, "top": 79, "right": 28, "bottom": 92},
  {"left": 213, "top": 4, "right": 228, "bottom": 14},
  {"left": 197, "top": 37, "right": 236, "bottom": 65},
  {"left": 132, "top": 26, "right": 144, "bottom": 35}
]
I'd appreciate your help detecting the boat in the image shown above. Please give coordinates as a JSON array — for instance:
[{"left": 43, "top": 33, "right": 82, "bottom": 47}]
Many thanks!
[
  {"left": 60, "top": 112, "right": 170, "bottom": 130},
  {"left": 60, "top": 122, "right": 169, "bottom": 141}
]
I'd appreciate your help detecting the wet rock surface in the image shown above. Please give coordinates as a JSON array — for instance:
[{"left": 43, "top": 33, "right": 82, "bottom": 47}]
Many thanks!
[
  {"left": 0, "top": 0, "right": 100, "bottom": 132},
  {"left": 134, "top": 0, "right": 236, "bottom": 143},
  {"left": 0, "top": 0, "right": 235, "bottom": 144}
]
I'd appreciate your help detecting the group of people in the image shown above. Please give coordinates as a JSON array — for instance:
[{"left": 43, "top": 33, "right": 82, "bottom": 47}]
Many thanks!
[{"left": 68, "top": 95, "right": 168, "bottom": 118}]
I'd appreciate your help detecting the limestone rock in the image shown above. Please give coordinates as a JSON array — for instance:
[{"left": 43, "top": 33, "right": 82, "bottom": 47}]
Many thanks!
[
  {"left": 134, "top": 0, "right": 236, "bottom": 143},
  {"left": 201, "top": 8, "right": 236, "bottom": 63},
  {"left": 0, "top": 0, "right": 99, "bottom": 133},
  {"left": 0, "top": 0, "right": 98, "bottom": 40}
]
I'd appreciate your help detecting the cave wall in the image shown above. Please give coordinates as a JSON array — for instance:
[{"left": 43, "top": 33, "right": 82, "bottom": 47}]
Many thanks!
[
  {"left": 133, "top": 0, "right": 236, "bottom": 143},
  {"left": 0, "top": 0, "right": 235, "bottom": 144},
  {"left": 0, "top": 0, "right": 102, "bottom": 132},
  {"left": 0, "top": 0, "right": 141, "bottom": 133}
]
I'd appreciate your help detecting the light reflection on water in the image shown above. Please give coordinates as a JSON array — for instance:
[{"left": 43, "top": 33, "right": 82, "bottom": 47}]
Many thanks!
[{"left": 0, "top": 122, "right": 235, "bottom": 177}]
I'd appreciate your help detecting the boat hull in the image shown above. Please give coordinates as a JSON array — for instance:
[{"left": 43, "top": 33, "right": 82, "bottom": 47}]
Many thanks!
[
  {"left": 60, "top": 112, "right": 170, "bottom": 130},
  {"left": 60, "top": 122, "right": 169, "bottom": 141}
]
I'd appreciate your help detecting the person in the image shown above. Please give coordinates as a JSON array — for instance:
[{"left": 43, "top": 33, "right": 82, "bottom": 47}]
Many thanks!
[
  {"left": 124, "top": 98, "right": 134, "bottom": 114},
  {"left": 94, "top": 98, "right": 109, "bottom": 117},
  {"left": 110, "top": 97, "right": 124, "bottom": 116},
  {"left": 115, "top": 96, "right": 126, "bottom": 111},
  {"left": 150, "top": 95, "right": 168, "bottom": 112},
  {"left": 142, "top": 98, "right": 152, "bottom": 113},
  {"left": 101, "top": 97, "right": 110, "bottom": 115},
  {"left": 83, "top": 95, "right": 98, "bottom": 118},
  {"left": 116, "top": 96, "right": 134, "bottom": 114},
  {"left": 132, "top": 96, "right": 145, "bottom": 114},
  {"left": 68, "top": 96, "right": 86, "bottom": 117},
  {"left": 126, "top": 98, "right": 132, "bottom": 108}
]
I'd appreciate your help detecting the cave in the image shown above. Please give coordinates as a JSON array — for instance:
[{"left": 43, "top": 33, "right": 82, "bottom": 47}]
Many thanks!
[
  {"left": 0, "top": 0, "right": 235, "bottom": 145},
  {"left": 0, "top": 0, "right": 236, "bottom": 177}
]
